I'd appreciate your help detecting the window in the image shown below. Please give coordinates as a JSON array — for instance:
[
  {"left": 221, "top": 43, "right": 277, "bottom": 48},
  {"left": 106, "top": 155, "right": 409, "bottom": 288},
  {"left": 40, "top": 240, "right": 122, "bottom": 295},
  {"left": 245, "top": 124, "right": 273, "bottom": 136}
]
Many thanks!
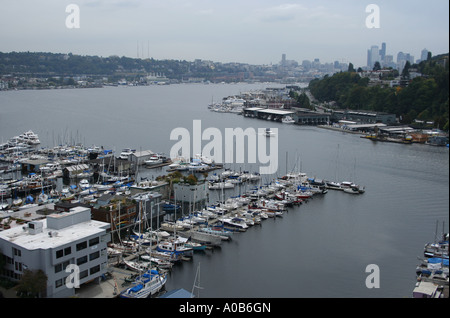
[
  {"left": 56, "top": 249, "right": 64, "bottom": 259},
  {"left": 80, "top": 270, "right": 88, "bottom": 280},
  {"left": 89, "top": 237, "right": 99, "bottom": 246},
  {"left": 15, "top": 262, "right": 22, "bottom": 272},
  {"left": 55, "top": 278, "right": 64, "bottom": 288},
  {"left": 55, "top": 260, "right": 70, "bottom": 273},
  {"left": 76, "top": 241, "right": 87, "bottom": 251},
  {"left": 90, "top": 265, "right": 100, "bottom": 275},
  {"left": 13, "top": 247, "right": 21, "bottom": 257},
  {"left": 56, "top": 247, "right": 71, "bottom": 259},
  {"left": 77, "top": 256, "right": 88, "bottom": 266},
  {"left": 89, "top": 251, "right": 100, "bottom": 261}
]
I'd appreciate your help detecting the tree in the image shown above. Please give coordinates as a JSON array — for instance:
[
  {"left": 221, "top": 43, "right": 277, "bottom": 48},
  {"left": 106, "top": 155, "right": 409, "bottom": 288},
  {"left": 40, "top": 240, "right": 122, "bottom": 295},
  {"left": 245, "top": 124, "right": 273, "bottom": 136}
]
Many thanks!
[
  {"left": 348, "top": 63, "right": 355, "bottom": 73},
  {"left": 297, "top": 92, "right": 311, "bottom": 109},
  {"left": 373, "top": 61, "right": 381, "bottom": 71},
  {"left": 15, "top": 269, "right": 47, "bottom": 298},
  {"left": 402, "top": 61, "right": 411, "bottom": 79},
  {"left": 185, "top": 174, "right": 198, "bottom": 185}
]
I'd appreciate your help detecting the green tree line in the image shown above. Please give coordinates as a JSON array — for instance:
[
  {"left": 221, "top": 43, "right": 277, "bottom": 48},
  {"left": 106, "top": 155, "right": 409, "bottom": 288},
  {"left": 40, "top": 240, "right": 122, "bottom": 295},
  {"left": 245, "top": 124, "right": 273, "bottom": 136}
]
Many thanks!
[
  {"left": 0, "top": 51, "right": 258, "bottom": 81},
  {"left": 309, "top": 55, "right": 449, "bottom": 130}
]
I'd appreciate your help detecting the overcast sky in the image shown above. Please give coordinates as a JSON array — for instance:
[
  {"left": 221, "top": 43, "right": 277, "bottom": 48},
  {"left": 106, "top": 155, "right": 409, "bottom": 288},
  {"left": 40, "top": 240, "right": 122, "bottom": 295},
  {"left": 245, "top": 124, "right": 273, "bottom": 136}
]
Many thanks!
[{"left": 0, "top": 0, "right": 448, "bottom": 67}]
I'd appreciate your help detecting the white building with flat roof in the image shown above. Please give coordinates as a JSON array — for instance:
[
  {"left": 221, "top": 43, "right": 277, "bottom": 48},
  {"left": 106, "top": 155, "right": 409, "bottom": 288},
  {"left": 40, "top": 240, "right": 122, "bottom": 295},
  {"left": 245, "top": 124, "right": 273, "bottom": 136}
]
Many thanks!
[{"left": 0, "top": 206, "right": 110, "bottom": 298}]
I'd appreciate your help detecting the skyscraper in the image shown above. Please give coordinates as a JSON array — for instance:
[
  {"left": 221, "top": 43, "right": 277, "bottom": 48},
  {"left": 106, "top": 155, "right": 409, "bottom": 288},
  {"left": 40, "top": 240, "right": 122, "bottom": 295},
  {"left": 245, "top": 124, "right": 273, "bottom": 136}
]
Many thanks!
[
  {"left": 368, "top": 43, "right": 387, "bottom": 68},
  {"left": 379, "top": 42, "right": 386, "bottom": 62},
  {"left": 421, "top": 48, "right": 429, "bottom": 61},
  {"left": 370, "top": 45, "right": 381, "bottom": 68}
]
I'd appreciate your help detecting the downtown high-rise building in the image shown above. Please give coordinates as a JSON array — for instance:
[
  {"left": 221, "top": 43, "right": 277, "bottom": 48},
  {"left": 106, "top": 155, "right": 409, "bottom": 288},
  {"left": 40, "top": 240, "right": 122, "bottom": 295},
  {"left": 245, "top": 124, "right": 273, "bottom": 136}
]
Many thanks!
[{"left": 367, "top": 45, "right": 381, "bottom": 68}]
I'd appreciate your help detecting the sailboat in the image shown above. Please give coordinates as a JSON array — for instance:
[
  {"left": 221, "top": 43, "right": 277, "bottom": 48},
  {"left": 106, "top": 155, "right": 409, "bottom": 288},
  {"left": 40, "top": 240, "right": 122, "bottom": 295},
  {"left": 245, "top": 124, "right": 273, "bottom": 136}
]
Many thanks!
[
  {"left": 119, "top": 269, "right": 167, "bottom": 298},
  {"left": 120, "top": 201, "right": 167, "bottom": 298}
]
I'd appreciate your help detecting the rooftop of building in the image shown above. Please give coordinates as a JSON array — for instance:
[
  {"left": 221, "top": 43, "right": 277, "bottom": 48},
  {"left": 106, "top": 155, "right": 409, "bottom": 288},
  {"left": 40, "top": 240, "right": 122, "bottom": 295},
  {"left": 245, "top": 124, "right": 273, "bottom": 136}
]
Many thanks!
[{"left": 0, "top": 206, "right": 109, "bottom": 250}]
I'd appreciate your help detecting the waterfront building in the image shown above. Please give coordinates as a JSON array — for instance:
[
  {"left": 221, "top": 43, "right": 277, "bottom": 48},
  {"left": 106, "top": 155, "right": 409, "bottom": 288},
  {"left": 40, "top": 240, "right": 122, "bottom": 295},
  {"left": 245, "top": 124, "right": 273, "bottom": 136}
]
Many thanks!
[
  {"left": 91, "top": 194, "right": 138, "bottom": 229},
  {"left": 20, "top": 158, "right": 51, "bottom": 173},
  {"left": 129, "top": 150, "right": 155, "bottom": 166},
  {"left": 0, "top": 206, "right": 110, "bottom": 298},
  {"left": 293, "top": 109, "right": 330, "bottom": 125},
  {"left": 132, "top": 191, "right": 165, "bottom": 230},
  {"left": 331, "top": 110, "right": 397, "bottom": 125},
  {"left": 174, "top": 182, "right": 208, "bottom": 215},
  {"left": 63, "top": 164, "right": 90, "bottom": 179}
]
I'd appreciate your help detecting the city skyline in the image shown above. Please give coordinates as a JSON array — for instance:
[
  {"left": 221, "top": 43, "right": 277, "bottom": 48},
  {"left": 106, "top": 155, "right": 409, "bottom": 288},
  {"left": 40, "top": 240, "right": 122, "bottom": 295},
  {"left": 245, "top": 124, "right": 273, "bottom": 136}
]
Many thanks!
[{"left": 0, "top": 0, "right": 448, "bottom": 67}]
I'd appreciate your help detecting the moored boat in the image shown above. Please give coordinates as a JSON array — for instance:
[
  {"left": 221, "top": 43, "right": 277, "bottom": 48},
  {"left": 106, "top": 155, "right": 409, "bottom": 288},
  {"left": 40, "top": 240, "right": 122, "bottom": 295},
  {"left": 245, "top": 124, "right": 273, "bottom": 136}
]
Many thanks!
[{"left": 119, "top": 269, "right": 167, "bottom": 298}]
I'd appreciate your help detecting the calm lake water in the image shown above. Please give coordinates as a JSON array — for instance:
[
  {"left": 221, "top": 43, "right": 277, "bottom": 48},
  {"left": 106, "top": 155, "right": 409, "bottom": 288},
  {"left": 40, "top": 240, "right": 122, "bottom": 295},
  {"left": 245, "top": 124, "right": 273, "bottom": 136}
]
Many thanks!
[{"left": 1, "top": 83, "right": 448, "bottom": 298}]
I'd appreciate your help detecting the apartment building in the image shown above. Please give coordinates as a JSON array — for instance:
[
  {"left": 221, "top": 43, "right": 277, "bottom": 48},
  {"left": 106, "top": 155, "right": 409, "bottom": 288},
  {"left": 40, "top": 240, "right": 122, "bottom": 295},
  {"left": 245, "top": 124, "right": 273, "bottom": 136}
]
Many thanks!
[{"left": 0, "top": 206, "right": 110, "bottom": 298}]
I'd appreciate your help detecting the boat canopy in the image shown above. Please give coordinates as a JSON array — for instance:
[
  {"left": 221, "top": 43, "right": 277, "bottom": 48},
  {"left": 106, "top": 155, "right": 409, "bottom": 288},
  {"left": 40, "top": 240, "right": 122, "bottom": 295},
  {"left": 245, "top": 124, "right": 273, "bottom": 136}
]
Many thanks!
[
  {"left": 428, "top": 258, "right": 449, "bottom": 266},
  {"left": 129, "top": 284, "right": 144, "bottom": 293}
]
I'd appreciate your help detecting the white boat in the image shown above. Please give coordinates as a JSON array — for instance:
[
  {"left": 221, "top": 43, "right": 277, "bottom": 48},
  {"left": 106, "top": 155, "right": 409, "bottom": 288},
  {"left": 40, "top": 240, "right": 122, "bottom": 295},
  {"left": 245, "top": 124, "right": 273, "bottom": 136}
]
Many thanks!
[
  {"left": 206, "top": 205, "right": 227, "bottom": 216},
  {"left": 219, "top": 217, "right": 248, "bottom": 230},
  {"left": 187, "top": 161, "right": 209, "bottom": 171},
  {"left": 199, "top": 226, "right": 234, "bottom": 238},
  {"left": 92, "top": 183, "right": 111, "bottom": 191},
  {"left": 148, "top": 230, "right": 171, "bottom": 239},
  {"left": 79, "top": 179, "right": 91, "bottom": 190},
  {"left": 156, "top": 238, "right": 193, "bottom": 256},
  {"left": 145, "top": 154, "right": 163, "bottom": 166},
  {"left": 119, "top": 269, "right": 167, "bottom": 298},
  {"left": 246, "top": 173, "right": 261, "bottom": 182},
  {"left": 208, "top": 181, "right": 234, "bottom": 190},
  {"left": 124, "top": 259, "right": 151, "bottom": 272},
  {"left": 160, "top": 222, "right": 185, "bottom": 232},
  {"left": 176, "top": 219, "right": 195, "bottom": 230},
  {"left": 341, "top": 181, "right": 365, "bottom": 194},
  {"left": 17, "top": 130, "right": 41, "bottom": 145},
  {"left": 140, "top": 255, "right": 173, "bottom": 269},
  {"left": 119, "top": 148, "right": 135, "bottom": 160},
  {"left": 282, "top": 116, "right": 295, "bottom": 124},
  {"left": 177, "top": 230, "right": 224, "bottom": 246},
  {"left": 325, "top": 181, "right": 342, "bottom": 190},
  {"left": 343, "top": 187, "right": 360, "bottom": 194}
]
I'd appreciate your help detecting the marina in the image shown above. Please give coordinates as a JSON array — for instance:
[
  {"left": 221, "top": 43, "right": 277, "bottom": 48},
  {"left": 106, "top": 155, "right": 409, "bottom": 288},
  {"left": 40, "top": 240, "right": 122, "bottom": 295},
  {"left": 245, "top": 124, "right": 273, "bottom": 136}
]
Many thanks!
[
  {"left": 0, "top": 83, "right": 448, "bottom": 298},
  {"left": 413, "top": 223, "right": 449, "bottom": 298},
  {"left": 0, "top": 128, "right": 368, "bottom": 298}
]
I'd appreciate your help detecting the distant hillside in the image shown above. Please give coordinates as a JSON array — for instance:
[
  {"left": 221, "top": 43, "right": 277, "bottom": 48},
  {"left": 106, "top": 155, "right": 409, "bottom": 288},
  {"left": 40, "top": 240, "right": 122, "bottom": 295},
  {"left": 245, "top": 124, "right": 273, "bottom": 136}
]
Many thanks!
[
  {"left": 308, "top": 54, "right": 449, "bottom": 130},
  {"left": 0, "top": 51, "right": 191, "bottom": 78},
  {"left": 0, "top": 51, "right": 272, "bottom": 83}
]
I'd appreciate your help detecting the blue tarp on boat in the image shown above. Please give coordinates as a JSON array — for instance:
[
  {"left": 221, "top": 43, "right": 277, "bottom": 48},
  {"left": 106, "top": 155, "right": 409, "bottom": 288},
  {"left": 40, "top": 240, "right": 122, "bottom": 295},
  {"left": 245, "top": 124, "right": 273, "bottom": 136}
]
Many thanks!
[
  {"left": 428, "top": 258, "right": 449, "bottom": 266},
  {"left": 129, "top": 284, "right": 143, "bottom": 293}
]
